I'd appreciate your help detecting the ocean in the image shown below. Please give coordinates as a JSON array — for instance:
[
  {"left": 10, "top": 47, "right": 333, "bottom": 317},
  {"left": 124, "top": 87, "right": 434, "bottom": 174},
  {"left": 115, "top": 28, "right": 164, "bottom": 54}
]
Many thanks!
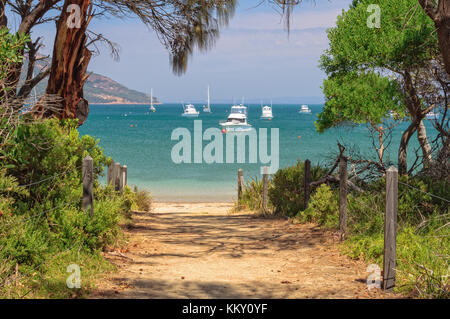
[{"left": 78, "top": 104, "right": 435, "bottom": 202}]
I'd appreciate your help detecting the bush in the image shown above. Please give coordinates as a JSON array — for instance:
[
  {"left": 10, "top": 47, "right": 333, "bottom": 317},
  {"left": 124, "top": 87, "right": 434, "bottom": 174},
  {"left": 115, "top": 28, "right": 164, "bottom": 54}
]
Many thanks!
[
  {"left": 236, "top": 176, "right": 271, "bottom": 213},
  {"left": 297, "top": 184, "right": 339, "bottom": 228},
  {"left": 132, "top": 186, "right": 152, "bottom": 212},
  {"left": 0, "top": 119, "right": 139, "bottom": 298},
  {"left": 269, "top": 160, "right": 327, "bottom": 216}
]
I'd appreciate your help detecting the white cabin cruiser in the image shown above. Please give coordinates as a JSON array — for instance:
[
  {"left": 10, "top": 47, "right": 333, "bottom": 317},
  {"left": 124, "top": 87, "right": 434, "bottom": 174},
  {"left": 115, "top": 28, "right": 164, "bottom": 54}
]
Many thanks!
[
  {"left": 260, "top": 105, "right": 273, "bottom": 120},
  {"left": 426, "top": 111, "right": 440, "bottom": 120},
  {"left": 220, "top": 104, "right": 252, "bottom": 132},
  {"left": 182, "top": 103, "right": 200, "bottom": 117},
  {"left": 299, "top": 104, "right": 312, "bottom": 114}
]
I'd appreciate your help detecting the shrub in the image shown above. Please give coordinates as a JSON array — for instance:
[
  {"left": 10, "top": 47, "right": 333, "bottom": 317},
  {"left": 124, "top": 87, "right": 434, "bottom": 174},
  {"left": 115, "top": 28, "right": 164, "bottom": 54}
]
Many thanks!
[
  {"left": 236, "top": 176, "right": 271, "bottom": 212},
  {"left": 298, "top": 184, "right": 339, "bottom": 228},
  {"left": 132, "top": 186, "right": 152, "bottom": 212},
  {"left": 269, "top": 160, "right": 327, "bottom": 216}
]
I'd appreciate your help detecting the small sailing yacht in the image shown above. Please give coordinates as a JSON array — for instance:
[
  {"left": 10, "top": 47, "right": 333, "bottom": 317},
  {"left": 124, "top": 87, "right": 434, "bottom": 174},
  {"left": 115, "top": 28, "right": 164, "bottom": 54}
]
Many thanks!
[
  {"left": 182, "top": 103, "right": 200, "bottom": 117},
  {"left": 298, "top": 104, "right": 312, "bottom": 114},
  {"left": 149, "top": 88, "right": 156, "bottom": 112},
  {"left": 220, "top": 104, "right": 252, "bottom": 132},
  {"left": 203, "top": 85, "right": 212, "bottom": 113}
]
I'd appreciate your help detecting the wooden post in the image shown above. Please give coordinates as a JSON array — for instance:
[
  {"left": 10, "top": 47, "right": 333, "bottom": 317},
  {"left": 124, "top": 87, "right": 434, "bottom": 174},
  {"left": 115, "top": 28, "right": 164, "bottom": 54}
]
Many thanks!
[
  {"left": 339, "top": 156, "right": 348, "bottom": 240},
  {"left": 383, "top": 166, "right": 398, "bottom": 291},
  {"left": 238, "top": 169, "right": 243, "bottom": 204},
  {"left": 114, "top": 162, "right": 121, "bottom": 191},
  {"left": 304, "top": 159, "right": 311, "bottom": 209},
  {"left": 82, "top": 156, "right": 94, "bottom": 218},
  {"left": 107, "top": 160, "right": 114, "bottom": 185},
  {"left": 122, "top": 165, "right": 128, "bottom": 187},
  {"left": 262, "top": 166, "right": 269, "bottom": 212}
]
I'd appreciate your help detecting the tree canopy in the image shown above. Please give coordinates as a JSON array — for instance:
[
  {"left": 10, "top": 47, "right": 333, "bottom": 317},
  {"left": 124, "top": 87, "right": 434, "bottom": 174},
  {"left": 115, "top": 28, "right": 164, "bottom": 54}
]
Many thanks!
[{"left": 317, "top": 0, "right": 445, "bottom": 174}]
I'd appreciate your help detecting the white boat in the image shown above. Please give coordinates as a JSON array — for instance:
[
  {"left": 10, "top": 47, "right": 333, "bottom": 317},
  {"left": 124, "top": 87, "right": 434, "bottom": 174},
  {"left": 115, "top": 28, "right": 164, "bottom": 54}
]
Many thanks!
[
  {"left": 203, "top": 85, "right": 212, "bottom": 113},
  {"left": 426, "top": 111, "right": 440, "bottom": 120},
  {"left": 149, "top": 88, "right": 156, "bottom": 112},
  {"left": 260, "top": 105, "right": 273, "bottom": 120},
  {"left": 220, "top": 104, "right": 252, "bottom": 132},
  {"left": 182, "top": 103, "right": 200, "bottom": 117},
  {"left": 299, "top": 104, "right": 312, "bottom": 114}
]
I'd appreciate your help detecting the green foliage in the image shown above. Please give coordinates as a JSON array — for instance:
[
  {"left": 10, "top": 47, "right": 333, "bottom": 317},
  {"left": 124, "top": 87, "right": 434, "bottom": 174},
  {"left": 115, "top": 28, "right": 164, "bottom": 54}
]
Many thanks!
[
  {"left": 269, "top": 160, "right": 326, "bottom": 216},
  {"left": 0, "top": 119, "right": 146, "bottom": 298},
  {"left": 0, "top": 27, "right": 29, "bottom": 81},
  {"left": 317, "top": 71, "right": 404, "bottom": 132},
  {"left": 297, "top": 184, "right": 339, "bottom": 228},
  {"left": 300, "top": 174, "right": 449, "bottom": 298},
  {"left": 317, "top": 0, "right": 438, "bottom": 131},
  {"left": 237, "top": 176, "right": 271, "bottom": 213},
  {"left": 131, "top": 186, "right": 153, "bottom": 212}
]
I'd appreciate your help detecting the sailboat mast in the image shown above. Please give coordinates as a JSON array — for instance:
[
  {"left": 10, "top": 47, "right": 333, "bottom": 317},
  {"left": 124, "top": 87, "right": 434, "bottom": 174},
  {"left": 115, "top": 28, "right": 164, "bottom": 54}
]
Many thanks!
[
  {"left": 207, "top": 85, "right": 210, "bottom": 109},
  {"left": 151, "top": 88, "right": 153, "bottom": 107}
]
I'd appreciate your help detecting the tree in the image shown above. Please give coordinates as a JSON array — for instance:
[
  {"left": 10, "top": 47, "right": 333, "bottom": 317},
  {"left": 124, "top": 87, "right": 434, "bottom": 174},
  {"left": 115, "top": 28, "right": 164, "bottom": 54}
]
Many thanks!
[
  {"left": 317, "top": 0, "right": 445, "bottom": 175},
  {"left": 418, "top": 0, "right": 450, "bottom": 76},
  {"left": 1, "top": 0, "right": 237, "bottom": 123}
]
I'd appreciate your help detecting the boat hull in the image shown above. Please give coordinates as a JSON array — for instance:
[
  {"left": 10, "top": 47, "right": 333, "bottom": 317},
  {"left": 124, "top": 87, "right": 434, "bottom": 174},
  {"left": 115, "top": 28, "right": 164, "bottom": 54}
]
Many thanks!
[
  {"left": 182, "top": 113, "right": 200, "bottom": 117},
  {"left": 220, "top": 123, "right": 253, "bottom": 132}
]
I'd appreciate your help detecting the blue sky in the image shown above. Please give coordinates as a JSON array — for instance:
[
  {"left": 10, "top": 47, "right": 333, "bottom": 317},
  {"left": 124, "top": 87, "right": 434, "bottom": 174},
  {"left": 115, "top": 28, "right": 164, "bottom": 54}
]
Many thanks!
[{"left": 28, "top": 0, "right": 353, "bottom": 103}]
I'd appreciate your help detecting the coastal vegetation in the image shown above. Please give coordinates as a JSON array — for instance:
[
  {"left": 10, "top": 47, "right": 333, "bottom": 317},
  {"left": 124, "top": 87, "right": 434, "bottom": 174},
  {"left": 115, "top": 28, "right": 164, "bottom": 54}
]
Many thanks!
[
  {"left": 0, "top": 31, "right": 151, "bottom": 298},
  {"left": 237, "top": 0, "right": 449, "bottom": 299}
]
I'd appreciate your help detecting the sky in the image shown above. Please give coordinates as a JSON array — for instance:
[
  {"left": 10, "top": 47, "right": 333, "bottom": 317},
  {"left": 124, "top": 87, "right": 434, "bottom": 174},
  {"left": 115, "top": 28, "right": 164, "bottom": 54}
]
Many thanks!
[{"left": 21, "top": 0, "right": 354, "bottom": 103}]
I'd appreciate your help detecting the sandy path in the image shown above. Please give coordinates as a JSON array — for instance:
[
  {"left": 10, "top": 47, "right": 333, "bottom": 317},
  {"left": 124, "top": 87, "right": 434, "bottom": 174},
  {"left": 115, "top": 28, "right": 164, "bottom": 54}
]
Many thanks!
[{"left": 90, "top": 203, "right": 392, "bottom": 299}]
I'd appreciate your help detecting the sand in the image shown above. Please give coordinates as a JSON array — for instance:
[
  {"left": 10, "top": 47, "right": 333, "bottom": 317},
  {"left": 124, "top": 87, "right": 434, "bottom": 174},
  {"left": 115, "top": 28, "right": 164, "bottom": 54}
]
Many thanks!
[{"left": 89, "top": 202, "right": 395, "bottom": 299}]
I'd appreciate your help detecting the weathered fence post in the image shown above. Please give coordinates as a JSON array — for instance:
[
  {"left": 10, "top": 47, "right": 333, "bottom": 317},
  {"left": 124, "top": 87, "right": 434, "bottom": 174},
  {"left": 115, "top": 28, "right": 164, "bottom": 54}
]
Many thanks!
[
  {"left": 262, "top": 166, "right": 269, "bottom": 212},
  {"left": 107, "top": 160, "right": 114, "bottom": 185},
  {"left": 122, "top": 165, "right": 128, "bottom": 187},
  {"left": 238, "top": 169, "right": 243, "bottom": 204},
  {"left": 383, "top": 166, "right": 398, "bottom": 291},
  {"left": 114, "top": 162, "right": 121, "bottom": 191},
  {"left": 304, "top": 159, "right": 311, "bottom": 208},
  {"left": 119, "top": 165, "right": 128, "bottom": 192},
  {"left": 339, "top": 155, "right": 348, "bottom": 240},
  {"left": 82, "top": 156, "right": 94, "bottom": 218}
]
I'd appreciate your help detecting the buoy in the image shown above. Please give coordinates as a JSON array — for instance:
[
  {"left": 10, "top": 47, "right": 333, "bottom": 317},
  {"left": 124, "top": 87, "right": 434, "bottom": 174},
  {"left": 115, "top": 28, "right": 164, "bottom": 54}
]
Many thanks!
[{"left": 221, "top": 128, "right": 226, "bottom": 134}]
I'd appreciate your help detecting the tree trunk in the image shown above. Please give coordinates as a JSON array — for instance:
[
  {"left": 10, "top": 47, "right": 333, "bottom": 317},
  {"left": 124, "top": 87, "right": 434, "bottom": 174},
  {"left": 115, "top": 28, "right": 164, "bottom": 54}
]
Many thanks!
[
  {"left": 36, "top": 0, "right": 92, "bottom": 125},
  {"left": 0, "top": 1, "right": 7, "bottom": 27},
  {"left": 419, "top": 0, "right": 450, "bottom": 76},
  {"left": 417, "top": 119, "right": 433, "bottom": 169},
  {"left": 398, "top": 121, "right": 418, "bottom": 175},
  {"left": 436, "top": 0, "right": 450, "bottom": 76}
]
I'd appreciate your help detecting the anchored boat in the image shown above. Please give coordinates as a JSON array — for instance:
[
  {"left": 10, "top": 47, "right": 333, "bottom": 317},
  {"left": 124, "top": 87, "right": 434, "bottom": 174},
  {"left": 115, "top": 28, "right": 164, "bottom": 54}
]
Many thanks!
[
  {"left": 203, "top": 85, "right": 212, "bottom": 113},
  {"left": 220, "top": 104, "right": 252, "bottom": 132},
  {"left": 298, "top": 104, "right": 312, "bottom": 114},
  {"left": 149, "top": 88, "right": 156, "bottom": 112},
  {"left": 260, "top": 104, "right": 273, "bottom": 120},
  {"left": 182, "top": 103, "right": 200, "bottom": 117}
]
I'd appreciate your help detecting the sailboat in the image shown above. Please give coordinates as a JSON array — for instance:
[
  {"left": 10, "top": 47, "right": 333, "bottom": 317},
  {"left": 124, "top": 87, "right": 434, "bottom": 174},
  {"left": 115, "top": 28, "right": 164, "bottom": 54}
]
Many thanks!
[
  {"left": 203, "top": 85, "right": 212, "bottom": 113},
  {"left": 149, "top": 88, "right": 156, "bottom": 112}
]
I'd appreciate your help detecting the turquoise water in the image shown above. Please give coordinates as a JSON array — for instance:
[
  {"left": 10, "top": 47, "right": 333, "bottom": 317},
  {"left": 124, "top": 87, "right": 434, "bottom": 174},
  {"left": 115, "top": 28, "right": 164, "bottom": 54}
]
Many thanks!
[{"left": 78, "top": 104, "right": 435, "bottom": 202}]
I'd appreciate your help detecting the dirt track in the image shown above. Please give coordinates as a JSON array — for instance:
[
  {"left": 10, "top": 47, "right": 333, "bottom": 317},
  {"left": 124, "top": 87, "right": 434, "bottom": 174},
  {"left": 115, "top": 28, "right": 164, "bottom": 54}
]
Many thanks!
[{"left": 90, "top": 203, "right": 393, "bottom": 299}]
